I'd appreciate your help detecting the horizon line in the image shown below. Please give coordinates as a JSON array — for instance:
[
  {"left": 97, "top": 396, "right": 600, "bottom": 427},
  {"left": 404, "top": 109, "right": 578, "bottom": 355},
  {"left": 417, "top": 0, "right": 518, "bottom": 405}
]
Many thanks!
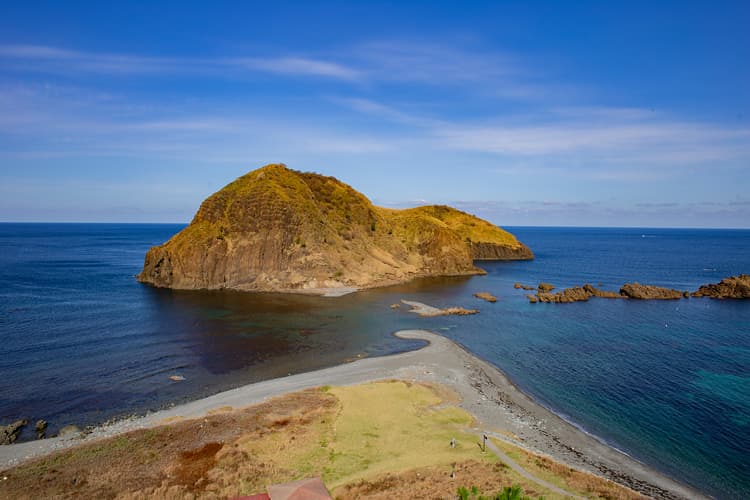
[{"left": 1, "top": 221, "right": 749, "bottom": 231}]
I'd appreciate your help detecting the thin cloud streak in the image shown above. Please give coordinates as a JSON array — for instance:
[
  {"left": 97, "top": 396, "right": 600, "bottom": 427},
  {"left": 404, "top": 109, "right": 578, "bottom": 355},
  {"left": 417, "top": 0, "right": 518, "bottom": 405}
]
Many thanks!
[
  {"left": 233, "top": 57, "right": 362, "bottom": 80},
  {"left": 0, "top": 42, "right": 539, "bottom": 92},
  {"left": 433, "top": 121, "right": 750, "bottom": 163},
  {"left": 0, "top": 44, "right": 362, "bottom": 80},
  {"left": 354, "top": 40, "right": 519, "bottom": 83},
  {"left": 334, "top": 96, "right": 750, "bottom": 167},
  {"left": 444, "top": 199, "right": 750, "bottom": 228}
]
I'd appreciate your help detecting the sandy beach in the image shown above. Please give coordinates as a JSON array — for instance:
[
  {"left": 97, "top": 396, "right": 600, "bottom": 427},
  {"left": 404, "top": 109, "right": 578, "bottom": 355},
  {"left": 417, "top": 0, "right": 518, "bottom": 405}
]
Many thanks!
[{"left": 0, "top": 329, "right": 705, "bottom": 499}]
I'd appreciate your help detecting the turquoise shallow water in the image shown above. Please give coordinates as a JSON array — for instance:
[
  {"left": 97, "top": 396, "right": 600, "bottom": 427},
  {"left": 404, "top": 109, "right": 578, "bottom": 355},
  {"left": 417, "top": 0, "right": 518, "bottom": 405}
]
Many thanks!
[{"left": 0, "top": 224, "right": 748, "bottom": 498}]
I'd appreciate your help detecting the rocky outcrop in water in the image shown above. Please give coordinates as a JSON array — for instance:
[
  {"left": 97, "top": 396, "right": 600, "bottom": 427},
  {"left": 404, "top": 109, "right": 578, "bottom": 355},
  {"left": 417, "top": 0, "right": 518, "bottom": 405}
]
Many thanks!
[
  {"left": 138, "top": 164, "right": 533, "bottom": 294},
  {"left": 1, "top": 419, "right": 28, "bottom": 445},
  {"left": 692, "top": 274, "right": 750, "bottom": 299},
  {"left": 35, "top": 420, "right": 47, "bottom": 439},
  {"left": 584, "top": 284, "right": 623, "bottom": 299},
  {"left": 532, "top": 284, "right": 624, "bottom": 303},
  {"left": 473, "top": 292, "right": 497, "bottom": 302},
  {"left": 522, "top": 276, "right": 750, "bottom": 303},
  {"left": 401, "top": 300, "right": 479, "bottom": 317},
  {"left": 620, "top": 283, "right": 685, "bottom": 300}
]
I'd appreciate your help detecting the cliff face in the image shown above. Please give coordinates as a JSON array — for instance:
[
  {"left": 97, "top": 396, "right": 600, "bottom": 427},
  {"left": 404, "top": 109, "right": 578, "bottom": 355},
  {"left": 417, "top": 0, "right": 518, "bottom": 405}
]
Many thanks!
[
  {"left": 692, "top": 274, "right": 750, "bottom": 299},
  {"left": 137, "top": 164, "right": 533, "bottom": 293}
]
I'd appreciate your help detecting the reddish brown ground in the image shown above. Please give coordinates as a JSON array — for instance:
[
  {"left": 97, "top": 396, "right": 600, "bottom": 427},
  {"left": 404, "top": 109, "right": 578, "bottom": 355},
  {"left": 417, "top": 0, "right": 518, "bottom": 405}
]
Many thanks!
[
  {"left": 0, "top": 389, "right": 336, "bottom": 500},
  {"left": 333, "top": 460, "right": 545, "bottom": 500}
]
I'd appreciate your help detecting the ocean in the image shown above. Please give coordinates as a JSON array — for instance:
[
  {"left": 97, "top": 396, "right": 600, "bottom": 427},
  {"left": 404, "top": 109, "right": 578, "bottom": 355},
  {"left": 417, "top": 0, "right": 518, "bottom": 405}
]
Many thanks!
[{"left": 0, "top": 223, "right": 748, "bottom": 498}]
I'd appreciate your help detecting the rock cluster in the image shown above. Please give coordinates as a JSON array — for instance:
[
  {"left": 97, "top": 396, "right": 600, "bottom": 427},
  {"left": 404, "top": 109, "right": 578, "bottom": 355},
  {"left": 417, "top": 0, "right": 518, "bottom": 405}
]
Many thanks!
[
  {"left": 691, "top": 274, "right": 750, "bottom": 299},
  {"left": 1, "top": 419, "right": 28, "bottom": 445},
  {"left": 523, "top": 276, "right": 749, "bottom": 303},
  {"left": 620, "top": 283, "right": 684, "bottom": 300},
  {"left": 1, "top": 419, "right": 52, "bottom": 444},
  {"left": 534, "top": 284, "right": 624, "bottom": 303}
]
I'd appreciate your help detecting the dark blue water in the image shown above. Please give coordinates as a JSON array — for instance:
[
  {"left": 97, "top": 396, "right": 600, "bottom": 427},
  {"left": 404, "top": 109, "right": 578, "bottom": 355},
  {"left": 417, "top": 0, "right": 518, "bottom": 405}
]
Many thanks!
[{"left": 1, "top": 224, "right": 748, "bottom": 498}]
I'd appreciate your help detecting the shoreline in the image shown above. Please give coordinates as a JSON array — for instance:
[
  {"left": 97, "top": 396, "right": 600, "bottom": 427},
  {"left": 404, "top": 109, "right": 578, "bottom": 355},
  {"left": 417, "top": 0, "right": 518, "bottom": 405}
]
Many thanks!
[{"left": 0, "top": 329, "right": 705, "bottom": 499}]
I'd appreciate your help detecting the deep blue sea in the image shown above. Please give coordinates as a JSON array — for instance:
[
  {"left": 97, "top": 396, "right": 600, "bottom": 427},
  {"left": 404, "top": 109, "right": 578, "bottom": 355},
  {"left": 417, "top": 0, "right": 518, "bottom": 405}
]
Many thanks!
[{"left": 1, "top": 224, "right": 748, "bottom": 498}]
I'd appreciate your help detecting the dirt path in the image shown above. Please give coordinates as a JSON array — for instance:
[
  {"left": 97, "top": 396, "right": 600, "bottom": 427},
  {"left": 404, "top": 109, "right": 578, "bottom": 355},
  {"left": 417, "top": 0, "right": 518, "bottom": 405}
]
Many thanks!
[{"left": 475, "top": 430, "right": 584, "bottom": 499}]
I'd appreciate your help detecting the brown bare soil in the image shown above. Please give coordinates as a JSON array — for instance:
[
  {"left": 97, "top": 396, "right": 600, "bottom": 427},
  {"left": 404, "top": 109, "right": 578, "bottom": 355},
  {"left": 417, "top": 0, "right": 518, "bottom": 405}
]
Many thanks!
[
  {"left": 334, "top": 460, "right": 543, "bottom": 500},
  {"left": 0, "top": 389, "right": 337, "bottom": 500}
]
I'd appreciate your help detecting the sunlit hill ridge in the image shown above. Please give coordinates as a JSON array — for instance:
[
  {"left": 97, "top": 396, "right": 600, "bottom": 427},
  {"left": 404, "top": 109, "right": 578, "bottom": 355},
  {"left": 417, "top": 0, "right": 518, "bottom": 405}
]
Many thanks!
[{"left": 137, "top": 164, "right": 533, "bottom": 293}]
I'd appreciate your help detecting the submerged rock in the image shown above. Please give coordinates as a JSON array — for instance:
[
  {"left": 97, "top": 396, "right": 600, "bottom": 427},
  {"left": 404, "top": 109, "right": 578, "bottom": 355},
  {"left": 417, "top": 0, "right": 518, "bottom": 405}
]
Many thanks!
[
  {"left": 692, "top": 274, "right": 750, "bottom": 299},
  {"left": 620, "top": 283, "right": 684, "bottom": 300},
  {"left": 473, "top": 292, "right": 498, "bottom": 303},
  {"left": 401, "top": 300, "right": 479, "bottom": 317}
]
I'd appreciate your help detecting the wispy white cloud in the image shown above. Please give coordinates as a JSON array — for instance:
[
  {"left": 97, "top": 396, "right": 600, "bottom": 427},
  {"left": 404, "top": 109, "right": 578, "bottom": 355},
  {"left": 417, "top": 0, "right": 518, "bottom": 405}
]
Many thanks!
[
  {"left": 331, "top": 95, "right": 750, "bottom": 169},
  {"left": 437, "top": 198, "right": 750, "bottom": 228},
  {"left": 0, "top": 41, "right": 537, "bottom": 91},
  {"left": 2, "top": 41, "right": 749, "bottom": 228},
  {"left": 0, "top": 44, "right": 187, "bottom": 74},
  {"left": 432, "top": 117, "right": 750, "bottom": 166},
  {"left": 0, "top": 44, "right": 362, "bottom": 80},
  {"left": 232, "top": 56, "right": 362, "bottom": 80},
  {"left": 0, "top": 44, "right": 79, "bottom": 58},
  {"left": 331, "top": 97, "right": 440, "bottom": 127},
  {"left": 354, "top": 40, "right": 518, "bottom": 83}
]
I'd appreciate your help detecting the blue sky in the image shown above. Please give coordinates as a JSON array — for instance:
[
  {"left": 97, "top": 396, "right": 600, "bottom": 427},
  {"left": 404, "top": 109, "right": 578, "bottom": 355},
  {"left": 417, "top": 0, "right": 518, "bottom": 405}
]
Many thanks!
[{"left": 1, "top": 1, "right": 748, "bottom": 227}]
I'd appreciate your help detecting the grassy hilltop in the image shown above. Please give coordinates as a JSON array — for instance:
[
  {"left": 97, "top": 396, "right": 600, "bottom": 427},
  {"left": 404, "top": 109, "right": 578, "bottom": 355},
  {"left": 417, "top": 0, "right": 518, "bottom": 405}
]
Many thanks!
[{"left": 138, "top": 164, "right": 533, "bottom": 293}]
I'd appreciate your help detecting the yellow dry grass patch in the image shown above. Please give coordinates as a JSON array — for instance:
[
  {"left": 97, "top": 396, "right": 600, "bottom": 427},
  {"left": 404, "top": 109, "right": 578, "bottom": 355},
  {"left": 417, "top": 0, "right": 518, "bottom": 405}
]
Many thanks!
[
  {"left": 324, "top": 380, "right": 491, "bottom": 487},
  {"left": 231, "top": 380, "right": 490, "bottom": 491},
  {"left": 206, "top": 405, "right": 234, "bottom": 415},
  {"left": 400, "top": 205, "right": 522, "bottom": 247},
  {"left": 492, "top": 438, "right": 643, "bottom": 499}
]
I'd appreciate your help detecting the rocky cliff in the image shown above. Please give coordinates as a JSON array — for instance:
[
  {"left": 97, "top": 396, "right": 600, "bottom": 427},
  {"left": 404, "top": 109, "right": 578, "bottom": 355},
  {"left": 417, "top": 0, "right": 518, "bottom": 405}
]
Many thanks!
[
  {"left": 137, "top": 164, "right": 533, "bottom": 293},
  {"left": 692, "top": 274, "right": 750, "bottom": 299}
]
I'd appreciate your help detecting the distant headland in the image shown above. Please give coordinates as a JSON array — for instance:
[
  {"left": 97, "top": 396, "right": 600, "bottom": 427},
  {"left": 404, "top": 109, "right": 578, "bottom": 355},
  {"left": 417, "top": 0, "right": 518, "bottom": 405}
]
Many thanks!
[{"left": 137, "top": 164, "right": 533, "bottom": 294}]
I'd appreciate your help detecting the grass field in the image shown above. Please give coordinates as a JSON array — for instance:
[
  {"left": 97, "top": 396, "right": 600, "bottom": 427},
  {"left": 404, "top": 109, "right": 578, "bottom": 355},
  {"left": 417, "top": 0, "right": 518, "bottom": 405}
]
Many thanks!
[{"left": 0, "top": 381, "right": 640, "bottom": 499}]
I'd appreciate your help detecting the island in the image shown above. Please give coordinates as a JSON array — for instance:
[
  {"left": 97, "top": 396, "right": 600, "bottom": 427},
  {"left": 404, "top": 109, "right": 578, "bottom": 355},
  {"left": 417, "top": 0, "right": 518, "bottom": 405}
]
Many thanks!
[{"left": 137, "top": 164, "right": 533, "bottom": 294}]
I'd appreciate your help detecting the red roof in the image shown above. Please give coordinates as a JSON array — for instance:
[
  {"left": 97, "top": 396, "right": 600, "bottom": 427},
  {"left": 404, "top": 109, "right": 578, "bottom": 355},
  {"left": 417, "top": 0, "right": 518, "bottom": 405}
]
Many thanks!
[{"left": 267, "top": 477, "right": 332, "bottom": 500}]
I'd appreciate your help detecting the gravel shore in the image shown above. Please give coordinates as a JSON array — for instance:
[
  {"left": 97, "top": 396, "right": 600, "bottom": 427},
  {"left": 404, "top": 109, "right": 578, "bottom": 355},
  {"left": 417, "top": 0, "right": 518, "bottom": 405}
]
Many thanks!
[{"left": 0, "top": 330, "right": 705, "bottom": 499}]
